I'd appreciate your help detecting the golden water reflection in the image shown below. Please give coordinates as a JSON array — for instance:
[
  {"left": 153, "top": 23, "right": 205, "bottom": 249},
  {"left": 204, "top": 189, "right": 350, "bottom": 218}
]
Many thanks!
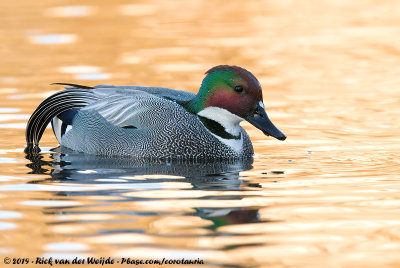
[{"left": 1, "top": 0, "right": 400, "bottom": 267}]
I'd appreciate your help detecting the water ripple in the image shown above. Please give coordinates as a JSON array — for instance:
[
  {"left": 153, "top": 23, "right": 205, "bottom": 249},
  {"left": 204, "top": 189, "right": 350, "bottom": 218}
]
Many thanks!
[{"left": 30, "top": 34, "right": 77, "bottom": 45}]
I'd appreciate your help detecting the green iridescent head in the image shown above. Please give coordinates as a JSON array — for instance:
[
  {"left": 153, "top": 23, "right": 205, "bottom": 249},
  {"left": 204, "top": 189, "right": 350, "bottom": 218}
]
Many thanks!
[
  {"left": 185, "top": 65, "right": 286, "bottom": 141},
  {"left": 186, "top": 65, "right": 263, "bottom": 117}
]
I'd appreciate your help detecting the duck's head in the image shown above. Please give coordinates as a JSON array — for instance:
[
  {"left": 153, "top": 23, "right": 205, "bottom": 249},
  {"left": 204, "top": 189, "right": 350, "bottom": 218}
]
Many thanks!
[{"left": 186, "top": 65, "right": 286, "bottom": 141}]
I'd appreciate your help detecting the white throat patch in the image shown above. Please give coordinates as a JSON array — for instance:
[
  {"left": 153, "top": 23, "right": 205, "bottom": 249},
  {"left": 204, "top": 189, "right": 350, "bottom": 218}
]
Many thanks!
[{"left": 198, "top": 106, "right": 244, "bottom": 152}]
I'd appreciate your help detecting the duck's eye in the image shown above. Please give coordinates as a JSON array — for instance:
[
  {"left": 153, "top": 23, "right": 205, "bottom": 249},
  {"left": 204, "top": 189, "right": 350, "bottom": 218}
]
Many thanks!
[{"left": 234, "top": 85, "right": 244, "bottom": 93}]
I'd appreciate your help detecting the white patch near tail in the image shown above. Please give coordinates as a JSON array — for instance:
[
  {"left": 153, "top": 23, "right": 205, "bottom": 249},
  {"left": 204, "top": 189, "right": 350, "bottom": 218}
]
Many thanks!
[
  {"left": 52, "top": 117, "right": 63, "bottom": 143},
  {"left": 52, "top": 117, "right": 72, "bottom": 144}
]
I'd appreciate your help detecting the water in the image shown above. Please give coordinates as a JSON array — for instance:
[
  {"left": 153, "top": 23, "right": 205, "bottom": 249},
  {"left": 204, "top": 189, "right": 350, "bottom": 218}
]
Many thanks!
[{"left": 1, "top": 0, "right": 400, "bottom": 267}]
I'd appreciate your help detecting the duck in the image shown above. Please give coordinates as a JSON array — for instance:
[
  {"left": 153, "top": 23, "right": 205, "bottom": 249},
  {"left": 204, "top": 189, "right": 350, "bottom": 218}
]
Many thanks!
[{"left": 25, "top": 65, "right": 286, "bottom": 159}]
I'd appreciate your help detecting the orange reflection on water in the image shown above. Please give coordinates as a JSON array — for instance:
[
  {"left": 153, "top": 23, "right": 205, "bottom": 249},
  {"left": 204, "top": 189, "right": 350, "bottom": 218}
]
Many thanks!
[{"left": 1, "top": 0, "right": 400, "bottom": 267}]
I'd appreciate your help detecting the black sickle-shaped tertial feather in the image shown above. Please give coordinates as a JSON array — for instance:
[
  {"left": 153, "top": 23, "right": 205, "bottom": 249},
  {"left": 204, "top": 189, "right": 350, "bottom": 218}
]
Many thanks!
[
  {"left": 26, "top": 88, "right": 99, "bottom": 146},
  {"left": 51, "top": 83, "right": 94, "bottom": 89}
]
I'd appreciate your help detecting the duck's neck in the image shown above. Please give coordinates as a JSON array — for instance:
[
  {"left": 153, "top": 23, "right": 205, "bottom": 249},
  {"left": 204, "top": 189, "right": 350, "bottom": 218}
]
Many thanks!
[
  {"left": 184, "top": 84, "right": 210, "bottom": 114},
  {"left": 184, "top": 70, "right": 226, "bottom": 114},
  {"left": 184, "top": 90, "right": 243, "bottom": 139},
  {"left": 197, "top": 106, "right": 243, "bottom": 138},
  {"left": 184, "top": 94, "right": 204, "bottom": 114}
]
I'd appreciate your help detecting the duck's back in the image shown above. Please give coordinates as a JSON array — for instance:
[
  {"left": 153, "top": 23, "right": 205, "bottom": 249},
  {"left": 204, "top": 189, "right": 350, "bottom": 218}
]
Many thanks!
[{"left": 93, "top": 84, "right": 196, "bottom": 103}]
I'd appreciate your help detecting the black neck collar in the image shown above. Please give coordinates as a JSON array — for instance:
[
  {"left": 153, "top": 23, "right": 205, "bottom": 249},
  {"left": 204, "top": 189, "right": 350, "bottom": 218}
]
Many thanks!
[{"left": 198, "top": 116, "right": 241, "bottom": 140}]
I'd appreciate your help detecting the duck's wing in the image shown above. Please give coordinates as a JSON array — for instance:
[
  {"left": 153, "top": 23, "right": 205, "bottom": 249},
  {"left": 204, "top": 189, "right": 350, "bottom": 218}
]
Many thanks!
[
  {"left": 26, "top": 84, "right": 194, "bottom": 147},
  {"left": 93, "top": 84, "right": 195, "bottom": 103},
  {"left": 81, "top": 89, "right": 187, "bottom": 129},
  {"left": 83, "top": 85, "right": 195, "bottom": 129}
]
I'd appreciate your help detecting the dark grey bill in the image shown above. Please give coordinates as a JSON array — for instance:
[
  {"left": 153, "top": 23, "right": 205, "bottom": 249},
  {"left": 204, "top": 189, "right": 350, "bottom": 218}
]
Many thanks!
[{"left": 245, "top": 103, "right": 286, "bottom": 141}]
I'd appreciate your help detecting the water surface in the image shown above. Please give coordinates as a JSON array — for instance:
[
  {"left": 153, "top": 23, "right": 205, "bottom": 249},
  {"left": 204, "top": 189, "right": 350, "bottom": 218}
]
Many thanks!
[{"left": 1, "top": 1, "right": 400, "bottom": 267}]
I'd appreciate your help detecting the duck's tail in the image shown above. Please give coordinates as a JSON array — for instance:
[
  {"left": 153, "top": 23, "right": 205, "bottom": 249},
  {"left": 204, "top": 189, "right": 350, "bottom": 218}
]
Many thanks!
[{"left": 26, "top": 83, "right": 99, "bottom": 146}]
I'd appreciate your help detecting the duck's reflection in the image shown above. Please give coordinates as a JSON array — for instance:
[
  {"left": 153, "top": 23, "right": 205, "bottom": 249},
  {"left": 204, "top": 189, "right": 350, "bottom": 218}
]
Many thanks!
[
  {"left": 25, "top": 147, "right": 262, "bottom": 228},
  {"left": 26, "top": 147, "right": 253, "bottom": 183}
]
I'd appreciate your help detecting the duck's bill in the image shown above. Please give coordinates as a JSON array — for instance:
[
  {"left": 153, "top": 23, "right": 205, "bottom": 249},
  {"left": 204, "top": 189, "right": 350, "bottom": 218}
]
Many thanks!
[{"left": 245, "top": 104, "right": 286, "bottom": 141}]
